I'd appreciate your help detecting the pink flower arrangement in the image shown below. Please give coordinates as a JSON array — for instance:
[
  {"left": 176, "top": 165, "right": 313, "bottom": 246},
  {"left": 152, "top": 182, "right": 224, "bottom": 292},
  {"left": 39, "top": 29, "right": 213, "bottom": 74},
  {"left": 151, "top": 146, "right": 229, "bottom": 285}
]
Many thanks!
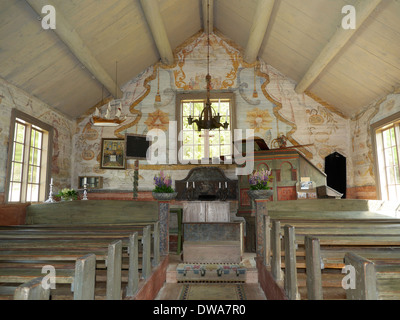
[
  {"left": 249, "top": 169, "right": 273, "bottom": 190},
  {"left": 153, "top": 170, "right": 174, "bottom": 193}
]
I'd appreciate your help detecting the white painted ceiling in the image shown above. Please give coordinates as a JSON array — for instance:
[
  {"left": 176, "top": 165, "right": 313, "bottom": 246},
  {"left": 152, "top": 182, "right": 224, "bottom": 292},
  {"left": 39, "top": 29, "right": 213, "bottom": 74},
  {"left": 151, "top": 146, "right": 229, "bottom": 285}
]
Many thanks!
[{"left": 1, "top": 0, "right": 399, "bottom": 119}]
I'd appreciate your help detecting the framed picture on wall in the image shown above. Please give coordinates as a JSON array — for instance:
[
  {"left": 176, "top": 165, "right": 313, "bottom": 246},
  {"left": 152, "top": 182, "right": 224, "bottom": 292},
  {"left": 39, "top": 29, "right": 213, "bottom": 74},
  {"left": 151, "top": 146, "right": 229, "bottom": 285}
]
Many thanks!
[{"left": 100, "top": 138, "right": 126, "bottom": 169}]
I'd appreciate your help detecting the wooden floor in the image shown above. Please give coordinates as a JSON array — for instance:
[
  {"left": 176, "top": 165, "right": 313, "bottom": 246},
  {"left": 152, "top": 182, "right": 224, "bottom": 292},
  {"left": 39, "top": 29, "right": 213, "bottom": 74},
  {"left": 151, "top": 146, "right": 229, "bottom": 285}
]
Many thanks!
[{"left": 155, "top": 253, "right": 267, "bottom": 300}]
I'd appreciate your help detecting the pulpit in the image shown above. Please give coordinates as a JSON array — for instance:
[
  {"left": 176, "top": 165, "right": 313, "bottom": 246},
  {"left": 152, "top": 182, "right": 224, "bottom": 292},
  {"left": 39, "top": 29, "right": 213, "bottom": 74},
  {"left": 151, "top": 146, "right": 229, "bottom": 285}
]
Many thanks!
[{"left": 237, "top": 138, "right": 328, "bottom": 252}]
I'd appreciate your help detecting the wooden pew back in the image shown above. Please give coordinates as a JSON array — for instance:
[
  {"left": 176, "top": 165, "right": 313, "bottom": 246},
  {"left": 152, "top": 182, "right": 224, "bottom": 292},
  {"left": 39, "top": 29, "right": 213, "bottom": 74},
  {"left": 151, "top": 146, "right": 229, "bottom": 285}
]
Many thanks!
[{"left": 25, "top": 200, "right": 159, "bottom": 225}]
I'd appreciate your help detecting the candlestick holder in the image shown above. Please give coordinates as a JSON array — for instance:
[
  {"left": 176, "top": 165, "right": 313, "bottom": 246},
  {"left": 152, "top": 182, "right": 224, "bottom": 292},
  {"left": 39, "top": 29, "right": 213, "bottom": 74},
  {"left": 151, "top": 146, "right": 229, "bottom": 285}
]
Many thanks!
[
  {"left": 186, "top": 183, "right": 195, "bottom": 201},
  {"left": 218, "top": 183, "right": 228, "bottom": 201},
  {"left": 82, "top": 183, "right": 88, "bottom": 200},
  {"left": 45, "top": 179, "right": 56, "bottom": 203}
]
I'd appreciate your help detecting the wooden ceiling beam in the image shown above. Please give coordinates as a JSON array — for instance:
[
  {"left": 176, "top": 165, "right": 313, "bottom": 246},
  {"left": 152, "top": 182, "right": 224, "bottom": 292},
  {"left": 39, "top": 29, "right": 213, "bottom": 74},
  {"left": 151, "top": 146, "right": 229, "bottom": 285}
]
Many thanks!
[
  {"left": 26, "top": 0, "right": 123, "bottom": 98},
  {"left": 295, "top": 0, "right": 383, "bottom": 94},
  {"left": 244, "top": 0, "right": 275, "bottom": 64},
  {"left": 202, "top": 0, "right": 214, "bottom": 34},
  {"left": 139, "top": 0, "right": 174, "bottom": 65}
]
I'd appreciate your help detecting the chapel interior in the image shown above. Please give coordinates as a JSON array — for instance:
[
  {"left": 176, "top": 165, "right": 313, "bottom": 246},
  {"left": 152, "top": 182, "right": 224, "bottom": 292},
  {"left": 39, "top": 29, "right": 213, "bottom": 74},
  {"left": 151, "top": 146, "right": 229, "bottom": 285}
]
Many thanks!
[{"left": 1, "top": 0, "right": 400, "bottom": 303}]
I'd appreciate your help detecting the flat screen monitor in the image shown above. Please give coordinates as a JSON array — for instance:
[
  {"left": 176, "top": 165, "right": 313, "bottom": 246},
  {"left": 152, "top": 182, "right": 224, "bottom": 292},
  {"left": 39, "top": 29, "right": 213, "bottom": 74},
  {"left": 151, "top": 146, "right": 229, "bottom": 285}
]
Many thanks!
[{"left": 125, "top": 133, "right": 151, "bottom": 160}]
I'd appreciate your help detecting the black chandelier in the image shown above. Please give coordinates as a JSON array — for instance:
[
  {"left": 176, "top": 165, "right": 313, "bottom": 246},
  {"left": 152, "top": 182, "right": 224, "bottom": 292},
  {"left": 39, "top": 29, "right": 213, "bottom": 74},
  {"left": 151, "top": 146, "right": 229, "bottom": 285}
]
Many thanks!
[{"left": 187, "top": 0, "right": 229, "bottom": 132}]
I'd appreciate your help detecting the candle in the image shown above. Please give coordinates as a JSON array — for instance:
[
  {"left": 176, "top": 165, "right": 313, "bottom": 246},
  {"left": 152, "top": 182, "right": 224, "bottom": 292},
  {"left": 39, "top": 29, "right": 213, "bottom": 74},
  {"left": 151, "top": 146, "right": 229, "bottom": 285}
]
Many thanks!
[
  {"left": 186, "top": 181, "right": 189, "bottom": 188},
  {"left": 219, "top": 182, "right": 221, "bottom": 188},
  {"left": 193, "top": 182, "right": 195, "bottom": 188},
  {"left": 225, "top": 182, "right": 227, "bottom": 188},
  {"left": 50, "top": 178, "right": 53, "bottom": 185},
  {"left": 83, "top": 177, "right": 87, "bottom": 185}
]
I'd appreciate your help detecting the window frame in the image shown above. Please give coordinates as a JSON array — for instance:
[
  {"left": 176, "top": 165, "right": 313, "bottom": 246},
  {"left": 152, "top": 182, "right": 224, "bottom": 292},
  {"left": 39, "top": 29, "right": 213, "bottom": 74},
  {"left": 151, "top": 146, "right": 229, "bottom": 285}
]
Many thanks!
[
  {"left": 371, "top": 111, "right": 400, "bottom": 201},
  {"left": 5, "top": 109, "right": 53, "bottom": 203},
  {"left": 176, "top": 92, "right": 236, "bottom": 164}
]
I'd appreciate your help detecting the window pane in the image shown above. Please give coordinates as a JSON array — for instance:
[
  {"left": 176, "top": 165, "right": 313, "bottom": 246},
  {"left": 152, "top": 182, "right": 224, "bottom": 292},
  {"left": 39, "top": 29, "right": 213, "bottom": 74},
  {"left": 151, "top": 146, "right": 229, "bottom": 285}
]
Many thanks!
[
  {"left": 28, "top": 165, "right": 40, "bottom": 184},
  {"left": 210, "top": 145, "right": 219, "bottom": 158},
  {"left": 221, "top": 145, "right": 231, "bottom": 156},
  {"left": 220, "top": 102, "right": 230, "bottom": 116},
  {"left": 220, "top": 131, "right": 231, "bottom": 145},
  {"left": 182, "top": 119, "right": 194, "bottom": 131},
  {"left": 34, "top": 130, "right": 42, "bottom": 149},
  {"left": 182, "top": 131, "right": 193, "bottom": 145},
  {"left": 383, "top": 128, "right": 394, "bottom": 148},
  {"left": 182, "top": 146, "right": 193, "bottom": 160},
  {"left": 395, "top": 166, "right": 400, "bottom": 184},
  {"left": 27, "top": 184, "right": 39, "bottom": 202},
  {"left": 194, "top": 132, "right": 202, "bottom": 145},
  {"left": 15, "top": 123, "right": 25, "bottom": 143},
  {"left": 183, "top": 103, "right": 192, "bottom": 116},
  {"left": 387, "top": 167, "right": 395, "bottom": 184},
  {"left": 12, "top": 162, "right": 22, "bottom": 182},
  {"left": 209, "top": 132, "right": 219, "bottom": 145},
  {"left": 9, "top": 182, "right": 21, "bottom": 202},
  {"left": 29, "top": 148, "right": 41, "bottom": 166},
  {"left": 193, "top": 102, "right": 203, "bottom": 117},
  {"left": 194, "top": 144, "right": 204, "bottom": 160},
  {"left": 385, "top": 148, "right": 394, "bottom": 166},
  {"left": 26, "top": 184, "right": 32, "bottom": 201},
  {"left": 13, "top": 143, "right": 24, "bottom": 163},
  {"left": 391, "top": 127, "right": 396, "bottom": 146}
]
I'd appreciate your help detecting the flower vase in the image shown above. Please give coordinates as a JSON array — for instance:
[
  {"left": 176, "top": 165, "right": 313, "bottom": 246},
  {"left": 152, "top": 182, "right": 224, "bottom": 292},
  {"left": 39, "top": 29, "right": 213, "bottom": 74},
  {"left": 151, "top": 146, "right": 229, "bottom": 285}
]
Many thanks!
[
  {"left": 247, "top": 189, "right": 273, "bottom": 201},
  {"left": 152, "top": 192, "right": 178, "bottom": 201}
]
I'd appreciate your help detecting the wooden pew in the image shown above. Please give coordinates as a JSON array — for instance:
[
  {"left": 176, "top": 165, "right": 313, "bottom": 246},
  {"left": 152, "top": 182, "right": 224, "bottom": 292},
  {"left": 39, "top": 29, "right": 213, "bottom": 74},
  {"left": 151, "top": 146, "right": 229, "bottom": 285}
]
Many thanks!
[
  {"left": 0, "top": 244, "right": 117, "bottom": 299},
  {"left": 25, "top": 200, "right": 159, "bottom": 225},
  {"left": 302, "top": 233, "right": 400, "bottom": 300},
  {"left": 344, "top": 252, "right": 400, "bottom": 300},
  {"left": 14, "top": 277, "right": 50, "bottom": 300},
  {"left": 267, "top": 219, "right": 400, "bottom": 300},
  {"left": 0, "top": 223, "right": 159, "bottom": 299},
  {"left": 0, "top": 253, "right": 96, "bottom": 300},
  {"left": 0, "top": 222, "right": 160, "bottom": 268}
]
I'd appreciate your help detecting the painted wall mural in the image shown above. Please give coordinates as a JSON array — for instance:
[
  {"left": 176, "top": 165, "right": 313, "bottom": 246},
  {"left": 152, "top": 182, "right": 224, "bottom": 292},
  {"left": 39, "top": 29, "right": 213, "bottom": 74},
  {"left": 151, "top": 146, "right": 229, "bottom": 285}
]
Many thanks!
[{"left": 73, "top": 31, "right": 353, "bottom": 194}]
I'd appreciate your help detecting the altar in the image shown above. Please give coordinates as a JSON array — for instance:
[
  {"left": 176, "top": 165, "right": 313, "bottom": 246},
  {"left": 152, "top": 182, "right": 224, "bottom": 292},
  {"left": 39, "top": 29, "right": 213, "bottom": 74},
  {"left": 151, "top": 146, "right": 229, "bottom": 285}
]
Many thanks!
[{"left": 182, "top": 201, "right": 230, "bottom": 222}]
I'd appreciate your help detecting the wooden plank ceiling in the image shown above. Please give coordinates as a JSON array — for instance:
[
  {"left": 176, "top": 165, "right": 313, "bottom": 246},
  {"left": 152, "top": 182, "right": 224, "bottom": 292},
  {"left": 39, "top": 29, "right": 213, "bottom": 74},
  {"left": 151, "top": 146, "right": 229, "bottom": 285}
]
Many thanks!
[{"left": 0, "top": 0, "right": 399, "bottom": 119}]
